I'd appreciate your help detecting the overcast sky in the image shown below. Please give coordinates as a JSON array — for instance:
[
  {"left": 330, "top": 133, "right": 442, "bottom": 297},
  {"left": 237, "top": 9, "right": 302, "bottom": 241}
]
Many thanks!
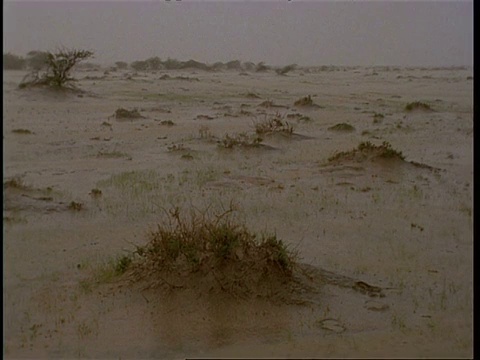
[{"left": 3, "top": 1, "right": 473, "bottom": 67}]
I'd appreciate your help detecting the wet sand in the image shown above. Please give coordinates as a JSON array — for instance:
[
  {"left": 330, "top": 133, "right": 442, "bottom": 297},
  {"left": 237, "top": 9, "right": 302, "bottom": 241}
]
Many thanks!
[{"left": 3, "top": 66, "right": 473, "bottom": 358}]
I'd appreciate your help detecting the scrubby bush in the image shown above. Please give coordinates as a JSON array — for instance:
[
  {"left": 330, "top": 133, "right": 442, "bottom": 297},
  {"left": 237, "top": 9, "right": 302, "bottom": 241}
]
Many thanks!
[{"left": 19, "top": 48, "right": 94, "bottom": 89}]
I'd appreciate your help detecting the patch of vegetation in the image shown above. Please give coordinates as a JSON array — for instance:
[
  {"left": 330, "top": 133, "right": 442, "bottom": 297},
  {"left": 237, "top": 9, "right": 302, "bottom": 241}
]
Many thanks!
[
  {"left": 160, "top": 120, "right": 175, "bottom": 126},
  {"left": 3, "top": 177, "right": 29, "bottom": 190},
  {"left": 294, "top": 95, "right": 314, "bottom": 107},
  {"left": 328, "top": 141, "right": 405, "bottom": 162},
  {"left": 255, "top": 62, "right": 270, "bottom": 72},
  {"left": 19, "top": 48, "right": 94, "bottom": 90},
  {"left": 404, "top": 101, "right": 432, "bottom": 112},
  {"left": 219, "top": 132, "right": 263, "bottom": 149},
  {"left": 245, "top": 92, "right": 261, "bottom": 99},
  {"left": 198, "top": 125, "right": 216, "bottom": 141},
  {"left": 113, "top": 107, "right": 144, "bottom": 120},
  {"left": 89, "top": 188, "right": 102, "bottom": 198},
  {"left": 275, "top": 64, "right": 296, "bottom": 75},
  {"left": 128, "top": 207, "right": 300, "bottom": 299},
  {"left": 373, "top": 113, "right": 384, "bottom": 123},
  {"left": 254, "top": 114, "right": 294, "bottom": 135},
  {"left": 68, "top": 201, "right": 84, "bottom": 211},
  {"left": 258, "top": 100, "right": 274, "bottom": 108},
  {"left": 167, "top": 143, "right": 188, "bottom": 152},
  {"left": 328, "top": 123, "right": 355, "bottom": 132},
  {"left": 286, "top": 113, "right": 312, "bottom": 123},
  {"left": 3, "top": 53, "right": 26, "bottom": 70},
  {"left": 96, "top": 151, "right": 131, "bottom": 159},
  {"left": 11, "top": 129, "right": 33, "bottom": 135}
]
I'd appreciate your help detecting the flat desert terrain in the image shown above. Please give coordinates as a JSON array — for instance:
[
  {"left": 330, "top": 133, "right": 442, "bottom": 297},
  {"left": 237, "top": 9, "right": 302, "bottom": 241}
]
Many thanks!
[{"left": 3, "top": 66, "right": 473, "bottom": 358}]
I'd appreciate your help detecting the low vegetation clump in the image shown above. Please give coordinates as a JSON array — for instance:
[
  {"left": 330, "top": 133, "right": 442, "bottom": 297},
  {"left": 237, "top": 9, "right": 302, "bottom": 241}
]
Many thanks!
[
  {"left": 19, "top": 48, "right": 94, "bottom": 90},
  {"left": 89, "top": 188, "right": 102, "bottom": 198},
  {"left": 275, "top": 64, "right": 296, "bottom": 76},
  {"left": 404, "top": 101, "right": 432, "bottom": 112},
  {"left": 114, "top": 107, "right": 144, "bottom": 120},
  {"left": 294, "top": 95, "right": 314, "bottom": 107},
  {"left": 245, "top": 92, "right": 261, "bottom": 99},
  {"left": 3, "top": 177, "right": 29, "bottom": 190},
  {"left": 294, "top": 95, "right": 323, "bottom": 108},
  {"left": 328, "top": 123, "right": 355, "bottom": 132},
  {"left": 373, "top": 113, "right": 384, "bottom": 123},
  {"left": 127, "top": 207, "right": 300, "bottom": 299},
  {"left": 11, "top": 129, "right": 33, "bottom": 135},
  {"left": 220, "top": 132, "right": 263, "bottom": 149},
  {"left": 254, "top": 114, "right": 294, "bottom": 135},
  {"left": 68, "top": 201, "right": 84, "bottom": 211},
  {"left": 328, "top": 141, "right": 405, "bottom": 162}
]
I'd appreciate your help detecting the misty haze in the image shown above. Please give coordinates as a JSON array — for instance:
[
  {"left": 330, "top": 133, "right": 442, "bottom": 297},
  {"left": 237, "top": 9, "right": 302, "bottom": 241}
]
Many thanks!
[{"left": 3, "top": 1, "right": 473, "bottom": 359}]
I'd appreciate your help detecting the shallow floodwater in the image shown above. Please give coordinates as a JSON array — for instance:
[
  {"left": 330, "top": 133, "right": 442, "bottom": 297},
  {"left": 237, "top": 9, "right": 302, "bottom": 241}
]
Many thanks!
[{"left": 3, "top": 67, "right": 473, "bottom": 358}]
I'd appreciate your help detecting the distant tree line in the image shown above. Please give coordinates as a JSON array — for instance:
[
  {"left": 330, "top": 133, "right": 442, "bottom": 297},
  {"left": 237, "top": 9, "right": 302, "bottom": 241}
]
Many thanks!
[
  {"left": 5, "top": 51, "right": 297, "bottom": 75},
  {"left": 128, "top": 56, "right": 275, "bottom": 72},
  {"left": 3, "top": 51, "right": 51, "bottom": 70}
]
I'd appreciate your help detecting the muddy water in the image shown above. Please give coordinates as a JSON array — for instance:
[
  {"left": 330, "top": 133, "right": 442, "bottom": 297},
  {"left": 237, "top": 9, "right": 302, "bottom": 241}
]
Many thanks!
[{"left": 3, "top": 68, "right": 473, "bottom": 358}]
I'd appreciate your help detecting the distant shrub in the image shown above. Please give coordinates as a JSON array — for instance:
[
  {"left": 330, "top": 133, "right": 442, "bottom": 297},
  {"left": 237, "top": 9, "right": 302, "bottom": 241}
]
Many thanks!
[
  {"left": 275, "top": 64, "right": 296, "bottom": 75},
  {"left": 328, "top": 141, "right": 405, "bottom": 162},
  {"left": 220, "top": 132, "right": 263, "bottom": 149},
  {"left": 405, "top": 101, "right": 432, "bottom": 112},
  {"left": 255, "top": 114, "right": 294, "bottom": 135},
  {"left": 115, "top": 61, "right": 128, "bottom": 70},
  {"left": 255, "top": 62, "right": 270, "bottom": 72},
  {"left": 294, "top": 95, "right": 313, "bottom": 107},
  {"left": 328, "top": 123, "right": 355, "bottom": 132},
  {"left": 130, "top": 60, "right": 149, "bottom": 71},
  {"left": 3, "top": 53, "right": 26, "bottom": 70}
]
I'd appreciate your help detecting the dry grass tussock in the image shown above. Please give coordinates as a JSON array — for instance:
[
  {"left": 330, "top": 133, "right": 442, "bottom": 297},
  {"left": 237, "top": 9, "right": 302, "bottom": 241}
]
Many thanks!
[
  {"left": 113, "top": 107, "right": 145, "bottom": 120},
  {"left": 125, "top": 207, "right": 311, "bottom": 301},
  {"left": 328, "top": 141, "right": 405, "bottom": 162},
  {"left": 254, "top": 113, "right": 294, "bottom": 136},
  {"left": 404, "top": 101, "right": 433, "bottom": 112}
]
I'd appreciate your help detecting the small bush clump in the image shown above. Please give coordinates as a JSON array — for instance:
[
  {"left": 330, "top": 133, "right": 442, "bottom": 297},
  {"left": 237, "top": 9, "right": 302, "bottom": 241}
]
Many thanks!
[
  {"left": 254, "top": 114, "right": 294, "bottom": 136},
  {"left": 220, "top": 132, "right": 263, "bottom": 149},
  {"left": 128, "top": 207, "right": 299, "bottom": 299},
  {"left": 328, "top": 141, "right": 405, "bottom": 162},
  {"left": 404, "top": 101, "right": 432, "bottom": 112},
  {"left": 294, "top": 95, "right": 314, "bottom": 107},
  {"left": 328, "top": 123, "right": 355, "bottom": 132},
  {"left": 12, "top": 129, "right": 33, "bottom": 135},
  {"left": 114, "top": 108, "right": 144, "bottom": 120}
]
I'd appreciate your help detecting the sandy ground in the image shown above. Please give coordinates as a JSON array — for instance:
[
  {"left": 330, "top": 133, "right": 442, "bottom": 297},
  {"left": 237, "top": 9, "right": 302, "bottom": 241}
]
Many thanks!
[{"left": 3, "top": 66, "right": 473, "bottom": 359}]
